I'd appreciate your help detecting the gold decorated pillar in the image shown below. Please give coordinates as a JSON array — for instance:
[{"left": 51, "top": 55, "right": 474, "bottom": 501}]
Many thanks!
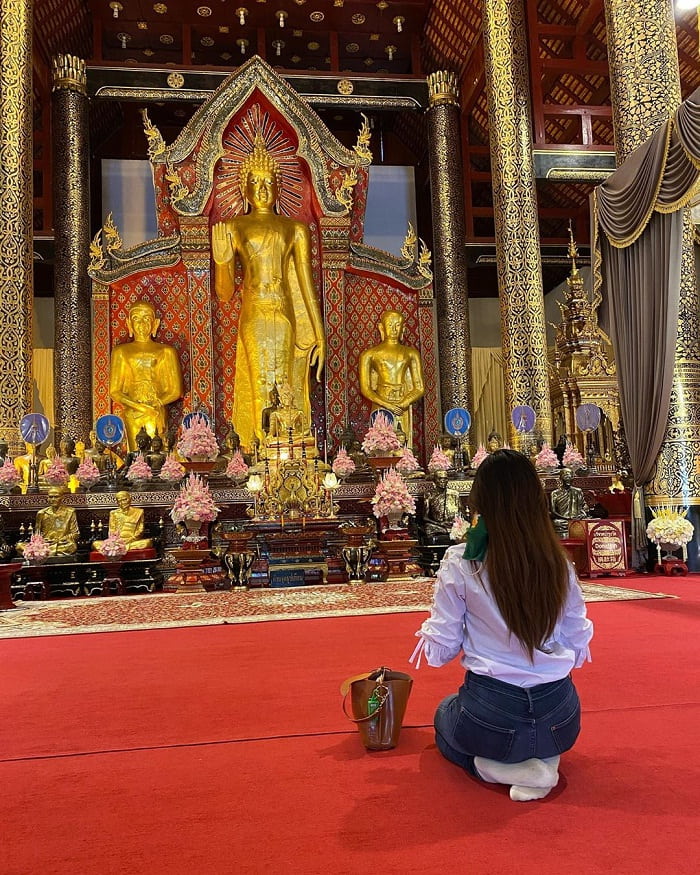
[
  {"left": 52, "top": 55, "right": 93, "bottom": 444},
  {"left": 0, "top": 0, "right": 34, "bottom": 445},
  {"left": 605, "top": 1, "right": 700, "bottom": 517},
  {"left": 483, "top": 0, "right": 552, "bottom": 443},
  {"left": 426, "top": 71, "right": 473, "bottom": 417}
]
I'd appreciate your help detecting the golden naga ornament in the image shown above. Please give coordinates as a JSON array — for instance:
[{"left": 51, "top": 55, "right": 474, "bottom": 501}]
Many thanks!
[
  {"left": 352, "top": 113, "right": 372, "bottom": 164},
  {"left": 89, "top": 229, "right": 106, "bottom": 272},
  {"left": 103, "top": 212, "right": 123, "bottom": 254},
  {"left": 141, "top": 109, "right": 166, "bottom": 161},
  {"left": 165, "top": 163, "right": 189, "bottom": 205},
  {"left": 334, "top": 165, "right": 358, "bottom": 213},
  {"left": 401, "top": 222, "right": 418, "bottom": 264},
  {"left": 417, "top": 239, "right": 433, "bottom": 280}
]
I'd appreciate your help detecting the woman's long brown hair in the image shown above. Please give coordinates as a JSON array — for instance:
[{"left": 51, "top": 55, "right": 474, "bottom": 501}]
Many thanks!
[{"left": 468, "top": 449, "right": 570, "bottom": 659}]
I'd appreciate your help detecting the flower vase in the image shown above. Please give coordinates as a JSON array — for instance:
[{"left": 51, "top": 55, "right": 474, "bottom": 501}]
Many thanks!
[
  {"left": 383, "top": 509, "right": 406, "bottom": 533},
  {"left": 182, "top": 518, "right": 208, "bottom": 547},
  {"left": 341, "top": 543, "right": 374, "bottom": 584}
]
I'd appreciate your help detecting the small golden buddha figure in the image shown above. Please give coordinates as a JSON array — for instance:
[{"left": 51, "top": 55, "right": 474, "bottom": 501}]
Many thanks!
[
  {"left": 93, "top": 490, "right": 153, "bottom": 553},
  {"left": 265, "top": 383, "right": 317, "bottom": 458},
  {"left": 487, "top": 430, "right": 504, "bottom": 453},
  {"left": 17, "top": 486, "right": 79, "bottom": 556},
  {"left": 14, "top": 442, "right": 37, "bottom": 489},
  {"left": 359, "top": 309, "right": 425, "bottom": 447},
  {"left": 38, "top": 445, "right": 58, "bottom": 483},
  {"left": 109, "top": 300, "right": 185, "bottom": 451},
  {"left": 211, "top": 132, "right": 326, "bottom": 451}
]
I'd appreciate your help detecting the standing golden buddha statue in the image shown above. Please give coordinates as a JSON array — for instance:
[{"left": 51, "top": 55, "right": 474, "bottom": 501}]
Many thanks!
[
  {"left": 359, "top": 310, "right": 425, "bottom": 446},
  {"left": 109, "top": 301, "right": 184, "bottom": 451},
  {"left": 211, "top": 133, "right": 325, "bottom": 452}
]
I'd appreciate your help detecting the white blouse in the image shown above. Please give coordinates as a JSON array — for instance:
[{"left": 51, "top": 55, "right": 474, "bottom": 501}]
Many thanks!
[{"left": 410, "top": 545, "right": 593, "bottom": 687}]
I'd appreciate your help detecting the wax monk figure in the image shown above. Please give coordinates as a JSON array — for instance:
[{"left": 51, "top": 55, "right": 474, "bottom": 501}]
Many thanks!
[
  {"left": 17, "top": 486, "right": 79, "bottom": 556},
  {"left": 211, "top": 133, "right": 325, "bottom": 451},
  {"left": 550, "top": 467, "right": 589, "bottom": 537},
  {"left": 93, "top": 490, "right": 153, "bottom": 552},
  {"left": 359, "top": 310, "right": 425, "bottom": 446},
  {"left": 109, "top": 300, "right": 184, "bottom": 451}
]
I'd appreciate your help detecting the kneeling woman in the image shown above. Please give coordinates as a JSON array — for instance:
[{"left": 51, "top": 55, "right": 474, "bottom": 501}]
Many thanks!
[{"left": 411, "top": 449, "right": 593, "bottom": 801}]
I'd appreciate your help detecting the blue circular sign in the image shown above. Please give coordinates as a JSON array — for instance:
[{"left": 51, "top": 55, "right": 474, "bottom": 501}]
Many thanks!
[
  {"left": 576, "top": 403, "right": 601, "bottom": 432},
  {"left": 95, "top": 414, "right": 125, "bottom": 447},
  {"left": 511, "top": 405, "right": 536, "bottom": 433},
  {"left": 183, "top": 411, "right": 211, "bottom": 429},
  {"left": 369, "top": 408, "right": 395, "bottom": 427},
  {"left": 444, "top": 408, "right": 471, "bottom": 436},
  {"left": 20, "top": 413, "right": 50, "bottom": 446}
]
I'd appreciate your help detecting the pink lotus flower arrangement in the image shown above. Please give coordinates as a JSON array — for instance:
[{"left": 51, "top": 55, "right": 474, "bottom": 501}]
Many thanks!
[
  {"left": 428, "top": 445, "right": 452, "bottom": 473},
  {"left": 23, "top": 532, "right": 51, "bottom": 563},
  {"left": 43, "top": 457, "right": 70, "bottom": 486},
  {"left": 0, "top": 458, "right": 20, "bottom": 487},
  {"left": 332, "top": 447, "right": 356, "bottom": 478},
  {"left": 535, "top": 442, "right": 560, "bottom": 470},
  {"left": 159, "top": 453, "right": 186, "bottom": 482},
  {"left": 170, "top": 473, "right": 220, "bottom": 525},
  {"left": 225, "top": 450, "right": 249, "bottom": 482},
  {"left": 562, "top": 442, "right": 586, "bottom": 471},
  {"left": 361, "top": 413, "right": 400, "bottom": 455},
  {"left": 76, "top": 456, "right": 101, "bottom": 487},
  {"left": 471, "top": 445, "right": 488, "bottom": 469},
  {"left": 371, "top": 467, "right": 416, "bottom": 520},
  {"left": 100, "top": 533, "right": 128, "bottom": 559},
  {"left": 450, "top": 514, "right": 470, "bottom": 542},
  {"left": 177, "top": 414, "right": 219, "bottom": 460},
  {"left": 126, "top": 453, "right": 153, "bottom": 483},
  {"left": 396, "top": 447, "right": 421, "bottom": 474}
]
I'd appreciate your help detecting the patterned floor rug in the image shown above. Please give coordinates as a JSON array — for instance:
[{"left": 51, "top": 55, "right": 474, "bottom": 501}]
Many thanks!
[{"left": 0, "top": 578, "right": 673, "bottom": 639}]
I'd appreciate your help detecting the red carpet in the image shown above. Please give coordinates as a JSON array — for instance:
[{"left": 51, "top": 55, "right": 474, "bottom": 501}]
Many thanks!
[{"left": 1, "top": 573, "right": 698, "bottom": 874}]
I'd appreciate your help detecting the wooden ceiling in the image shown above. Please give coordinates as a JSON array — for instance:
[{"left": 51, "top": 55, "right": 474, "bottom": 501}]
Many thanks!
[{"left": 31, "top": 0, "right": 700, "bottom": 297}]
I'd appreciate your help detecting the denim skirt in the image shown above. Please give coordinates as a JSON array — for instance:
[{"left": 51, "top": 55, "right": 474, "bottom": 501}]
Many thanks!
[{"left": 433, "top": 671, "right": 581, "bottom": 775}]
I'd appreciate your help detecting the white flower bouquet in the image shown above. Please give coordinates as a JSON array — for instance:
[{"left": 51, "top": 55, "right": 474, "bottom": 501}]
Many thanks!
[
  {"left": 170, "top": 473, "right": 220, "bottom": 525},
  {"left": 361, "top": 413, "right": 400, "bottom": 455},
  {"left": 646, "top": 507, "right": 694, "bottom": 549},
  {"left": 177, "top": 414, "right": 219, "bottom": 460}
]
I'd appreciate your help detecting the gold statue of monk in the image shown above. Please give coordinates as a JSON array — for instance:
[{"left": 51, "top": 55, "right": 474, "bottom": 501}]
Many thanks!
[
  {"left": 359, "top": 310, "right": 425, "bottom": 446},
  {"left": 211, "top": 133, "right": 325, "bottom": 452},
  {"left": 17, "top": 486, "right": 79, "bottom": 556},
  {"left": 109, "top": 301, "right": 184, "bottom": 451},
  {"left": 93, "top": 490, "right": 153, "bottom": 552}
]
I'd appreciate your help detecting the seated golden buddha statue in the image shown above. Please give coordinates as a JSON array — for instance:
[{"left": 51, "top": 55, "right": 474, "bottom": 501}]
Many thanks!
[
  {"left": 38, "top": 445, "right": 58, "bottom": 483},
  {"left": 93, "top": 490, "right": 153, "bottom": 552},
  {"left": 109, "top": 300, "right": 185, "bottom": 451},
  {"left": 359, "top": 309, "right": 425, "bottom": 448},
  {"left": 211, "top": 132, "right": 326, "bottom": 453},
  {"left": 16, "top": 486, "right": 79, "bottom": 556},
  {"left": 265, "top": 382, "right": 317, "bottom": 458}
]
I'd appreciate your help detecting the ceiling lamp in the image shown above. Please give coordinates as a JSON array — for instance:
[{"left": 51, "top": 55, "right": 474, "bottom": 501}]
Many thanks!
[
  {"left": 393, "top": 16, "right": 404, "bottom": 33},
  {"left": 109, "top": 1, "right": 123, "bottom": 17},
  {"left": 276, "top": 10, "right": 288, "bottom": 27},
  {"left": 272, "top": 39, "right": 285, "bottom": 57},
  {"left": 236, "top": 7, "right": 248, "bottom": 25},
  {"left": 385, "top": 44, "right": 396, "bottom": 61},
  {"left": 117, "top": 32, "right": 131, "bottom": 48},
  {"left": 237, "top": 38, "right": 249, "bottom": 54}
]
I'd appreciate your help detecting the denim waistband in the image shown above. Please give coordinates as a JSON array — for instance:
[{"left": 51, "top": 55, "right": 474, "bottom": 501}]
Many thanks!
[{"left": 467, "top": 671, "right": 570, "bottom": 700}]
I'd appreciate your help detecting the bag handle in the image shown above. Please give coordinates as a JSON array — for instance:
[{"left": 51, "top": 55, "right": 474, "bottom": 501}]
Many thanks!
[{"left": 341, "top": 667, "right": 390, "bottom": 724}]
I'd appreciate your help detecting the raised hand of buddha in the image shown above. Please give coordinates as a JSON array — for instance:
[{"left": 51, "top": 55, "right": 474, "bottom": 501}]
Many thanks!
[{"left": 211, "top": 222, "right": 234, "bottom": 264}]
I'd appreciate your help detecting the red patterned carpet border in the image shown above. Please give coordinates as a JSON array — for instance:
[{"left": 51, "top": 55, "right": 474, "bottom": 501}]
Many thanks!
[{"left": 0, "top": 580, "right": 672, "bottom": 639}]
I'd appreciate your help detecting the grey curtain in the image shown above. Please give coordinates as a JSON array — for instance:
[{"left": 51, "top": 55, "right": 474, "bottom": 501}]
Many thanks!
[{"left": 592, "top": 86, "right": 700, "bottom": 552}]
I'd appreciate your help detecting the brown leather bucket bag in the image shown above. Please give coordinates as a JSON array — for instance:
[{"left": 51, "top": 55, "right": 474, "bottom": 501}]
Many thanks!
[{"left": 341, "top": 667, "right": 413, "bottom": 751}]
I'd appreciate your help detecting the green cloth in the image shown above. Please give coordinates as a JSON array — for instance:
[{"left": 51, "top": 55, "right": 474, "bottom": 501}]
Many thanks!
[{"left": 463, "top": 515, "right": 488, "bottom": 561}]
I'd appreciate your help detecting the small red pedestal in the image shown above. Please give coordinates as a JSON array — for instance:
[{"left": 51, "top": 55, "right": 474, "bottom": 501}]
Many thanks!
[{"left": 655, "top": 557, "right": 688, "bottom": 576}]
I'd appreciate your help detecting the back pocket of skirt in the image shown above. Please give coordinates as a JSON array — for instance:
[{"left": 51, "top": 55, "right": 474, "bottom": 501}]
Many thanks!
[
  {"left": 457, "top": 707, "right": 516, "bottom": 761},
  {"left": 550, "top": 707, "right": 581, "bottom": 754}
]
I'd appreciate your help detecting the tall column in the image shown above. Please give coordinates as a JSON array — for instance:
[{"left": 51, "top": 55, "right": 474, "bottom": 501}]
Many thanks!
[
  {"left": 605, "top": 1, "right": 700, "bottom": 555},
  {"left": 52, "top": 54, "right": 93, "bottom": 445},
  {"left": 0, "top": 0, "right": 34, "bottom": 447},
  {"left": 483, "top": 0, "right": 552, "bottom": 443},
  {"left": 426, "top": 71, "right": 473, "bottom": 418}
]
